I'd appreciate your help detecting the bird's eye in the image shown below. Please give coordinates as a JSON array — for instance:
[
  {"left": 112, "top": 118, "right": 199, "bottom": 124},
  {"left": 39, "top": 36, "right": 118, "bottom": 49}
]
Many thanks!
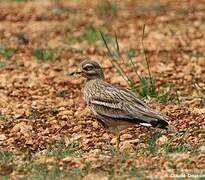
[{"left": 84, "top": 65, "right": 93, "bottom": 71}]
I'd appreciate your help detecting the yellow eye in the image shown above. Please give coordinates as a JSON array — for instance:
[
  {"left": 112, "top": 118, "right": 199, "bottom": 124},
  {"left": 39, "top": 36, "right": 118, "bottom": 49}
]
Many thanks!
[{"left": 84, "top": 65, "right": 93, "bottom": 71}]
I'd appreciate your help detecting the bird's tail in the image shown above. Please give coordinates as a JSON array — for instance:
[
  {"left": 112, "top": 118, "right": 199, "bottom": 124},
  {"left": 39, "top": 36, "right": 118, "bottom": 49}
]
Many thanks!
[
  {"left": 152, "top": 119, "right": 177, "bottom": 133},
  {"left": 140, "top": 118, "right": 177, "bottom": 133},
  {"left": 150, "top": 118, "right": 169, "bottom": 129}
]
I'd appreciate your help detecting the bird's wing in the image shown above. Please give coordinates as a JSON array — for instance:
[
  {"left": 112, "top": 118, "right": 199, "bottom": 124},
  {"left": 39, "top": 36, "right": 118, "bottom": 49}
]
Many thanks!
[{"left": 89, "top": 82, "right": 168, "bottom": 128}]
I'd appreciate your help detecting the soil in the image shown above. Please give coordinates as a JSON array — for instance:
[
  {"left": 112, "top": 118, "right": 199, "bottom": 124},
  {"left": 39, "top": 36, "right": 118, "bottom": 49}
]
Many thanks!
[{"left": 0, "top": 0, "right": 204, "bottom": 179}]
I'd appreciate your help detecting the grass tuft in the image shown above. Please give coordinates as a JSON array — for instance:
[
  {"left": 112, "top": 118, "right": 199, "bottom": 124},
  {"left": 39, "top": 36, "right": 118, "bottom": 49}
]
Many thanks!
[
  {"left": 127, "top": 48, "right": 138, "bottom": 59},
  {"left": 22, "top": 164, "right": 72, "bottom": 180},
  {"left": 0, "top": 114, "right": 12, "bottom": 121},
  {"left": 0, "top": 151, "right": 14, "bottom": 161},
  {"left": 46, "top": 140, "right": 81, "bottom": 158},
  {"left": 33, "top": 48, "right": 59, "bottom": 62},
  {"left": 28, "top": 110, "right": 41, "bottom": 120},
  {"left": 192, "top": 80, "right": 205, "bottom": 107},
  {"left": 0, "top": 62, "right": 7, "bottom": 68},
  {"left": 98, "top": 0, "right": 118, "bottom": 16},
  {"left": 100, "top": 26, "right": 159, "bottom": 99},
  {"left": 135, "top": 2, "right": 167, "bottom": 16},
  {"left": 138, "top": 76, "right": 158, "bottom": 99},
  {"left": 63, "top": 26, "right": 112, "bottom": 45},
  {"left": 0, "top": 46, "right": 16, "bottom": 59},
  {"left": 130, "top": 165, "right": 143, "bottom": 178},
  {"left": 57, "top": 90, "right": 67, "bottom": 97},
  {"left": 100, "top": 25, "right": 181, "bottom": 103}
]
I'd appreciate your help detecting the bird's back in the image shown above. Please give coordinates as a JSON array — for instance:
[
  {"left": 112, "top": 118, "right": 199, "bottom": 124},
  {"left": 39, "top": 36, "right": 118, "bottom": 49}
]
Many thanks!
[{"left": 84, "top": 79, "right": 169, "bottom": 131}]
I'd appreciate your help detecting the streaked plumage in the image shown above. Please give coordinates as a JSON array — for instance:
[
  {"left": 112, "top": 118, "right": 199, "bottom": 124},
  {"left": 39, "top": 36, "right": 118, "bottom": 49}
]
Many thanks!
[
  {"left": 73, "top": 59, "right": 171, "bottom": 149},
  {"left": 84, "top": 79, "right": 169, "bottom": 131}
]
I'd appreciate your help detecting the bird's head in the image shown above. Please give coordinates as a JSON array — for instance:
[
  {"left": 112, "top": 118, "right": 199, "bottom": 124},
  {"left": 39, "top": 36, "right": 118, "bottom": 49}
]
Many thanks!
[{"left": 70, "top": 59, "right": 105, "bottom": 80}]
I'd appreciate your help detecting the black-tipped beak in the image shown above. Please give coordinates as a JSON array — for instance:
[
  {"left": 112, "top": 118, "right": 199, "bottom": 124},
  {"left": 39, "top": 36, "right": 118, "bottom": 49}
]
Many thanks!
[{"left": 69, "top": 71, "right": 82, "bottom": 76}]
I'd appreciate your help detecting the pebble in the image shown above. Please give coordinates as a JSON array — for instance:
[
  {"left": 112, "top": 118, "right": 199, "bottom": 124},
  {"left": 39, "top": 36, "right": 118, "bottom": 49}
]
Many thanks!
[
  {"left": 156, "top": 135, "right": 168, "bottom": 146},
  {"left": 120, "top": 133, "right": 132, "bottom": 141},
  {"left": 120, "top": 141, "right": 134, "bottom": 151}
]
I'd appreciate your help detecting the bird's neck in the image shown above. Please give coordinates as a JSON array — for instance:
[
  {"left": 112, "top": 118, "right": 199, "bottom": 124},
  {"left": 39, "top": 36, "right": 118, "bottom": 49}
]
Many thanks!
[{"left": 86, "top": 76, "right": 105, "bottom": 81}]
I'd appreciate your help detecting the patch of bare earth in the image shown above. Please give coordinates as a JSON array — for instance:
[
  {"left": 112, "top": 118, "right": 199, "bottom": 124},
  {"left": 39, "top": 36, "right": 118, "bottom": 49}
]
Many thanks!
[{"left": 0, "top": 0, "right": 204, "bottom": 179}]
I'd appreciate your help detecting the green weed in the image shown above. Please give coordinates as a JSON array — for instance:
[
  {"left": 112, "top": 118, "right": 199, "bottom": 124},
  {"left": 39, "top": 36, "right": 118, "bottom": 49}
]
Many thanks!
[
  {"left": 130, "top": 165, "right": 143, "bottom": 178},
  {"left": 158, "top": 83, "right": 179, "bottom": 104},
  {"left": 0, "top": 62, "right": 7, "bottom": 68},
  {"left": 100, "top": 26, "right": 179, "bottom": 103},
  {"left": 57, "top": 90, "right": 67, "bottom": 97},
  {"left": 146, "top": 131, "right": 161, "bottom": 155},
  {"left": 138, "top": 76, "right": 158, "bottom": 99},
  {"left": 29, "top": 163, "right": 48, "bottom": 172},
  {"left": 0, "top": 151, "right": 14, "bottom": 161},
  {"left": 127, "top": 48, "right": 138, "bottom": 59},
  {"left": 0, "top": 0, "right": 30, "bottom": 2},
  {"left": 52, "top": 7, "right": 77, "bottom": 15},
  {"left": 63, "top": 35, "right": 80, "bottom": 45},
  {"left": 46, "top": 140, "right": 81, "bottom": 158},
  {"left": 100, "top": 26, "right": 158, "bottom": 99},
  {"left": 33, "top": 48, "right": 59, "bottom": 62},
  {"left": 63, "top": 27, "right": 113, "bottom": 45},
  {"left": 0, "top": 176, "right": 9, "bottom": 180},
  {"left": 70, "top": 168, "right": 84, "bottom": 176},
  {"left": 176, "top": 7, "right": 194, "bottom": 16},
  {"left": 22, "top": 165, "right": 73, "bottom": 180},
  {"left": 98, "top": 0, "right": 118, "bottom": 16},
  {"left": 11, "top": 0, "right": 31, "bottom": 2},
  {"left": 192, "top": 81, "right": 205, "bottom": 107},
  {"left": 81, "top": 27, "right": 101, "bottom": 44},
  {"left": 0, "top": 47, "right": 16, "bottom": 59},
  {"left": 28, "top": 110, "right": 41, "bottom": 120},
  {"left": 0, "top": 114, "right": 12, "bottom": 121},
  {"left": 165, "top": 143, "right": 193, "bottom": 153},
  {"left": 135, "top": 2, "right": 167, "bottom": 16}
]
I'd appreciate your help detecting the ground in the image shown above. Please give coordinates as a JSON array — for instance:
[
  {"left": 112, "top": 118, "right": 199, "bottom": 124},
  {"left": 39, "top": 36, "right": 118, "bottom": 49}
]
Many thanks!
[{"left": 0, "top": 0, "right": 205, "bottom": 179}]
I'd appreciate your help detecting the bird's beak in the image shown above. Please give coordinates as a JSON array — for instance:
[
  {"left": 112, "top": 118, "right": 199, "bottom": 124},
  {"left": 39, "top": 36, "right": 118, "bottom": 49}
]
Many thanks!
[
  {"left": 69, "top": 67, "right": 84, "bottom": 76},
  {"left": 69, "top": 70, "right": 82, "bottom": 76}
]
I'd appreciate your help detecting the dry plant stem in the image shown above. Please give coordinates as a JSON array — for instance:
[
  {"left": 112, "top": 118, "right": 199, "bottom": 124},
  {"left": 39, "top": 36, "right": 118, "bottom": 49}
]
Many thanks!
[
  {"left": 114, "top": 33, "right": 139, "bottom": 87},
  {"left": 100, "top": 31, "right": 134, "bottom": 86},
  {"left": 116, "top": 131, "right": 120, "bottom": 150},
  {"left": 114, "top": 32, "right": 120, "bottom": 57},
  {"left": 141, "top": 24, "right": 153, "bottom": 87},
  {"left": 193, "top": 81, "right": 205, "bottom": 98},
  {"left": 128, "top": 57, "right": 142, "bottom": 81}
]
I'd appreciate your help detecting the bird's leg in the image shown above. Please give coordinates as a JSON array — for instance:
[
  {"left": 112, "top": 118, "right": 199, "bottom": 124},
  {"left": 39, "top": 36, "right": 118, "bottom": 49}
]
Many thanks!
[{"left": 116, "top": 131, "right": 120, "bottom": 150}]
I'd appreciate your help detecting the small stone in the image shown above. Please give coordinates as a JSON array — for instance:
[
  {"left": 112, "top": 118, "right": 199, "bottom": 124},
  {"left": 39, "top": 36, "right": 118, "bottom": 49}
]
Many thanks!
[
  {"left": 111, "top": 138, "right": 116, "bottom": 145},
  {"left": 120, "top": 141, "right": 134, "bottom": 151},
  {"left": 11, "top": 122, "right": 33, "bottom": 134},
  {"left": 26, "top": 139, "right": 33, "bottom": 145},
  {"left": 92, "top": 121, "right": 99, "bottom": 128},
  {"left": 199, "top": 146, "right": 205, "bottom": 153},
  {"left": 61, "top": 115, "right": 68, "bottom": 120},
  {"left": 62, "top": 157, "right": 73, "bottom": 162},
  {"left": 120, "top": 134, "right": 132, "bottom": 141},
  {"left": 126, "top": 139, "right": 140, "bottom": 145},
  {"left": 102, "top": 133, "right": 110, "bottom": 139},
  {"left": 156, "top": 135, "right": 168, "bottom": 146},
  {"left": 0, "top": 134, "right": 6, "bottom": 141},
  {"left": 58, "top": 107, "right": 66, "bottom": 111},
  {"left": 193, "top": 108, "right": 205, "bottom": 114}
]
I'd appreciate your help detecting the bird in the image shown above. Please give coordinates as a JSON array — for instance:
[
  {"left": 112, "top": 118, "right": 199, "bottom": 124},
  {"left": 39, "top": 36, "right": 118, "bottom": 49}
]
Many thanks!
[{"left": 71, "top": 59, "right": 174, "bottom": 150}]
